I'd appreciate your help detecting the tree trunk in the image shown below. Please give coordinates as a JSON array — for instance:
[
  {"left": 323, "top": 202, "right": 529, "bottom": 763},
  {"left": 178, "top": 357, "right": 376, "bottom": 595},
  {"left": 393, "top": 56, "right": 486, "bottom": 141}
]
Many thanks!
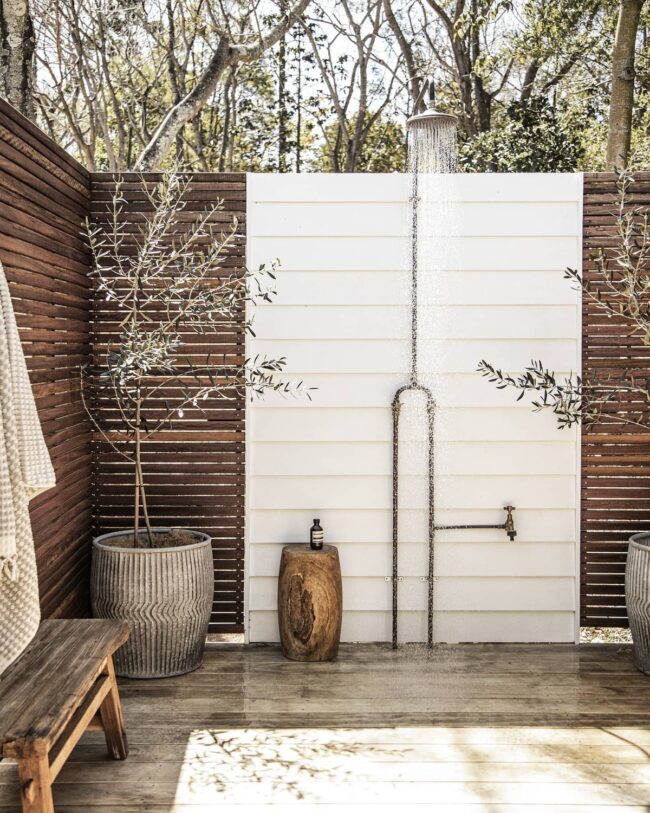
[
  {"left": 136, "top": 38, "right": 230, "bottom": 170},
  {"left": 226, "top": 72, "right": 236, "bottom": 171},
  {"left": 606, "top": 0, "right": 644, "bottom": 170},
  {"left": 382, "top": 0, "right": 421, "bottom": 110},
  {"left": 133, "top": 421, "right": 141, "bottom": 545},
  {"left": 520, "top": 59, "right": 540, "bottom": 102},
  {"left": 0, "top": 0, "right": 36, "bottom": 120},
  {"left": 133, "top": 405, "right": 153, "bottom": 548},
  {"left": 295, "top": 26, "right": 302, "bottom": 171},
  {"left": 277, "top": 27, "right": 288, "bottom": 171},
  {"left": 470, "top": 0, "right": 490, "bottom": 132},
  {"left": 166, "top": 0, "right": 184, "bottom": 163},
  {"left": 218, "top": 73, "right": 232, "bottom": 172},
  {"left": 451, "top": 40, "right": 477, "bottom": 136}
]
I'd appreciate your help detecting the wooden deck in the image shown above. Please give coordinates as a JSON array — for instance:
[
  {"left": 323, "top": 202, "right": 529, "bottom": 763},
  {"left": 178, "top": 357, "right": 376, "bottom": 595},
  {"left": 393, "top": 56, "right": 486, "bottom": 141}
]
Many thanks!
[{"left": 2, "top": 642, "right": 650, "bottom": 810}]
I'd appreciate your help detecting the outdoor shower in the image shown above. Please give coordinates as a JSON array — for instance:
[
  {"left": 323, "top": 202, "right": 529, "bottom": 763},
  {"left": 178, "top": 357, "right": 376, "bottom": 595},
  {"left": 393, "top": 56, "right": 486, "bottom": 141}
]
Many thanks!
[{"left": 391, "top": 79, "right": 517, "bottom": 649}]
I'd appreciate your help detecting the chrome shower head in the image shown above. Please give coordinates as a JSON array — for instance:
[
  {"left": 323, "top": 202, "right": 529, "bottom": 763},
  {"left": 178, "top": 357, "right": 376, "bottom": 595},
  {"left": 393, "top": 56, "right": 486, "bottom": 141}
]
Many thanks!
[{"left": 406, "top": 77, "right": 458, "bottom": 129}]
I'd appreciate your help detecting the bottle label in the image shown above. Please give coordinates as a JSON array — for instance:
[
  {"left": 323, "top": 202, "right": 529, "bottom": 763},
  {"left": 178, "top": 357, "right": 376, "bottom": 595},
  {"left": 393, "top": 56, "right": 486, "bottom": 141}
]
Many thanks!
[{"left": 311, "top": 530, "right": 324, "bottom": 548}]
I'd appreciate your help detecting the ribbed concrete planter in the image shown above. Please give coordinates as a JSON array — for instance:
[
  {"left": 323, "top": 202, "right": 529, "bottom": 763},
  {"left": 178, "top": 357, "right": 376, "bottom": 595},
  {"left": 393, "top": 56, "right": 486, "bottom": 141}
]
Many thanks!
[
  {"left": 626, "top": 533, "right": 650, "bottom": 676},
  {"left": 91, "top": 528, "right": 213, "bottom": 678}
]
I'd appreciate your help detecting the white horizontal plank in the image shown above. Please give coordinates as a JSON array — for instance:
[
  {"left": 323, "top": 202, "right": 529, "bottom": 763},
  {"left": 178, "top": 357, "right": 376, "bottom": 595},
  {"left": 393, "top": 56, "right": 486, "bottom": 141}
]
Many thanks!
[
  {"left": 256, "top": 339, "right": 407, "bottom": 374},
  {"left": 254, "top": 338, "right": 577, "bottom": 374},
  {"left": 251, "top": 406, "right": 574, "bottom": 442},
  {"left": 249, "top": 235, "right": 579, "bottom": 272},
  {"left": 252, "top": 441, "right": 576, "bottom": 477},
  {"left": 248, "top": 172, "right": 408, "bottom": 202},
  {"left": 251, "top": 407, "right": 389, "bottom": 441},
  {"left": 249, "top": 541, "right": 575, "bottom": 579},
  {"left": 248, "top": 609, "right": 576, "bottom": 643},
  {"left": 434, "top": 407, "right": 578, "bottom": 442},
  {"left": 249, "top": 201, "right": 579, "bottom": 238},
  {"left": 264, "top": 270, "right": 577, "bottom": 306},
  {"left": 251, "top": 373, "right": 579, "bottom": 409},
  {"left": 250, "top": 373, "right": 398, "bottom": 407},
  {"left": 247, "top": 508, "right": 577, "bottom": 545},
  {"left": 249, "top": 474, "right": 575, "bottom": 510},
  {"left": 253, "top": 305, "right": 577, "bottom": 340},
  {"left": 254, "top": 305, "right": 407, "bottom": 339},
  {"left": 248, "top": 172, "right": 580, "bottom": 203},
  {"left": 249, "top": 574, "right": 574, "bottom": 613}
]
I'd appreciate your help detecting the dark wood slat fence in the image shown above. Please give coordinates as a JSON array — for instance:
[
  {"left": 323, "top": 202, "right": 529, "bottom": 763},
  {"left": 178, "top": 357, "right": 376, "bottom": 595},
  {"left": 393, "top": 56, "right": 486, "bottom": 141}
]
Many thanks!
[
  {"left": 89, "top": 173, "right": 246, "bottom": 633},
  {"left": 0, "top": 99, "right": 93, "bottom": 618},
  {"left": 581, "top": 171, "right": 650, "bottom": 627}
]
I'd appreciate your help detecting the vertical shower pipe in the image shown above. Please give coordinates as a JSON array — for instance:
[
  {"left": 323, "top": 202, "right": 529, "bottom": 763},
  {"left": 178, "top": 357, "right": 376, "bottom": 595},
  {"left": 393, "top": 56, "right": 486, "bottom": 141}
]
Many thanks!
[
  {"left": 391, "top": 83, "right": 516, "bottom": 649},
  {"left": 392, "top": 123, "right": 436, "bottom": 649}
]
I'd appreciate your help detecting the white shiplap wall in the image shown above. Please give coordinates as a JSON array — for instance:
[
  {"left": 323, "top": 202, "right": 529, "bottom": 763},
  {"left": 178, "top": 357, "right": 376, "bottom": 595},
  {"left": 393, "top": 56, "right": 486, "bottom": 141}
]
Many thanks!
[{"left": 246, "top": 173, "right": 582, "bottom": 644}]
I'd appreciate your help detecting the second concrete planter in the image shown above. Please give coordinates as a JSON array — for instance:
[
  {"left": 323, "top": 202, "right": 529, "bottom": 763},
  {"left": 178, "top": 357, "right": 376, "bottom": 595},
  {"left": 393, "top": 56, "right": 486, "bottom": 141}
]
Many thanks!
[{"left": 626, "top": 533, "right": 650, "bottom": 676}]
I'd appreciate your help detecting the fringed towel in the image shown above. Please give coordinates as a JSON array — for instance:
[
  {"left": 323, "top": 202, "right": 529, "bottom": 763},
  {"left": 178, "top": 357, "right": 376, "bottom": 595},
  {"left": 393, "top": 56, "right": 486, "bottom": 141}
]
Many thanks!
[{"left": 0, "top": 262, "right": 55, "bottom": 674}]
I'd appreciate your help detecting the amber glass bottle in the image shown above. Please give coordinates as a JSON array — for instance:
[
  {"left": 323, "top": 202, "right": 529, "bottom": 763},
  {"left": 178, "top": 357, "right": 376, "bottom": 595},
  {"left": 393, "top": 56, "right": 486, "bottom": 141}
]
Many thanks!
[{"left": 310, "top": 519, "right": 324, "bottom": 550}]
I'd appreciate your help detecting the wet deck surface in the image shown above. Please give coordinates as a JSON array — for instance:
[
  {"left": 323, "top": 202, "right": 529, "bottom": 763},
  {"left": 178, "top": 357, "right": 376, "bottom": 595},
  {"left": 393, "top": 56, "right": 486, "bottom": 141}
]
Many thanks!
[{"left": 2, "top": 642, "right": 650, "bottom": 810}]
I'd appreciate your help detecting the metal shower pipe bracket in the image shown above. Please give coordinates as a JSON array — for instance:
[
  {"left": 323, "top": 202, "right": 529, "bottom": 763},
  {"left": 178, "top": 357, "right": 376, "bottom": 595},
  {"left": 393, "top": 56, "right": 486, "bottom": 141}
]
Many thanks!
[{"left": 411, "top": 75, "right": 435, "bottom": 115}]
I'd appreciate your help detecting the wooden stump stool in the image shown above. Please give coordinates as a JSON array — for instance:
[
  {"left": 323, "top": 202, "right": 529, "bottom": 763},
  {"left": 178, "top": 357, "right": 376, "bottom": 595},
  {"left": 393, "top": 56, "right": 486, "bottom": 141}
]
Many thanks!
[{"left": 278, "top": 544, "right": 342, "bottom": 661}]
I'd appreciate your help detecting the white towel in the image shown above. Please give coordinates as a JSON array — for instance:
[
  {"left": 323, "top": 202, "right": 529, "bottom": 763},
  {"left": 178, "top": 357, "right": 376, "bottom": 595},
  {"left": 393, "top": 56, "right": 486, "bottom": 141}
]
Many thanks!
[{"left": 0, "top": 262, "right": 55, "bottom": 673}]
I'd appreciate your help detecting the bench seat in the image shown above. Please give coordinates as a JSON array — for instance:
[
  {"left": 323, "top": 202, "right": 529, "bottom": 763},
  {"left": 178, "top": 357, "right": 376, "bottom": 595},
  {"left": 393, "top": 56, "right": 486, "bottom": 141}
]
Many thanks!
[{"left": 0, "top": 619, "right": 129, "bottom": 813}]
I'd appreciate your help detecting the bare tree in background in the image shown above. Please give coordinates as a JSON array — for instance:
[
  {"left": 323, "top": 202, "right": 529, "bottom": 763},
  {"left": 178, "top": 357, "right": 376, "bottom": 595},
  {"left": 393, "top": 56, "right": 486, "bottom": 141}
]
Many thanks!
[
  {"left": 35, "top": 0, "right": 167, "bottom": 169},
  {"left": 0, "top": 0, "right": 36, "bottom": 119},
  {"left": 383, "top": 0, "right": 604, "bottom": 139},
  {"left": 302, "top": 0, "right": 402, "bottom": 172},
  {"left": 607, "top": 0, "right": 646, "bottom": 169},
  {"left": 35, "top": 0, "right": 310, "bottom": 171},
  {"left": 384, "top": 0, "right": 514, "bottom": 136},
  {"left": 382, "top": 0, "right": 424, "bottom": 111},
  {"left": 29, "top": 0, "right": 650, "bottom": 172},
  {"left": 136, "top": 0, "right": 310, "bottom": 169}
]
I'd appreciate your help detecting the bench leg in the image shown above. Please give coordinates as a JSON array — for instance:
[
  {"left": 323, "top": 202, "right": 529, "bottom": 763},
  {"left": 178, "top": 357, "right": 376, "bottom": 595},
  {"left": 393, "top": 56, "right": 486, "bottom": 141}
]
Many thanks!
[
  {"left": 17, "top": 755, "right": 54, "bottom": 813},
  {"left": 99, "top": 656, "right": 128, "bottom": 760}
]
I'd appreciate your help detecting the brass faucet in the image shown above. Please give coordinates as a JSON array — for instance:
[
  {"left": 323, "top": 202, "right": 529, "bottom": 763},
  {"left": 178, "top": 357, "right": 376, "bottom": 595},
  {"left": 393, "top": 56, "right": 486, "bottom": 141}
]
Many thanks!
[
  {"left": 433, "top": 505, "right": 517, "bottom": 540},
  {"left": 504, "top": 505, "right": 516, "bottom": 540}
]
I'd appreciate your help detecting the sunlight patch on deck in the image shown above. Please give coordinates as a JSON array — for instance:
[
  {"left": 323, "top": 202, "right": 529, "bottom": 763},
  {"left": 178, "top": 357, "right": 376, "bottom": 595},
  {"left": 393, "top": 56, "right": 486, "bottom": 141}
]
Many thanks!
[{"left": 166, "top": 725, "right": 650, "bottom": 806}]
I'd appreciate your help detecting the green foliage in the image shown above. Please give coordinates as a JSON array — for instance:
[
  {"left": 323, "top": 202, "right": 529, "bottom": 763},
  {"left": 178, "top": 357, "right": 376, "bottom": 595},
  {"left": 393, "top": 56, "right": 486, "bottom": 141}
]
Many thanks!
[
  {"left": 478, "top": 359, "right": 584, "bottom": 428},
  {"left": 460, "top": 96, "right": 584, "bottom": 172},
  {"left": 312, "top": 115, "right": 406, "bottom": 172}
]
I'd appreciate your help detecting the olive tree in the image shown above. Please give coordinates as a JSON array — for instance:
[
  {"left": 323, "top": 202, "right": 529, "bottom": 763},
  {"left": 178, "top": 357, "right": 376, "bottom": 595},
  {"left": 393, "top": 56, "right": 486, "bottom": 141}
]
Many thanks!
[{"left": 82, "top": 172, "right": 307, "bottom": 545}]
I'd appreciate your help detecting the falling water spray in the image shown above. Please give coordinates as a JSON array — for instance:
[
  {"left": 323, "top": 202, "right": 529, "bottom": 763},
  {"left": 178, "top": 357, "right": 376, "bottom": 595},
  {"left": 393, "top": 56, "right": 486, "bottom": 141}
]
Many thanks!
[{"left": 392, "top": 79, "right": 516, "bottom": 650}]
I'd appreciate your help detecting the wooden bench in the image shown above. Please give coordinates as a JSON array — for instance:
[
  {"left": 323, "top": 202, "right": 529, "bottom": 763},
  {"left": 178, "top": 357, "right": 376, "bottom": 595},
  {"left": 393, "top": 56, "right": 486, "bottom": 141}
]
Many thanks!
[{"left": 0, "top": 619, "right": 129, "bottom": 813}]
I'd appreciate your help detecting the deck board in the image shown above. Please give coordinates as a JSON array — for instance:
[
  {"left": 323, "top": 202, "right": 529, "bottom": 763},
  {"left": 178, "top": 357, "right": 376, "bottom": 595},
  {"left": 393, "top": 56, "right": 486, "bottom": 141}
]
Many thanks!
[{"left": 1, "top": 643, "right": 650, "bottom": 809}]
